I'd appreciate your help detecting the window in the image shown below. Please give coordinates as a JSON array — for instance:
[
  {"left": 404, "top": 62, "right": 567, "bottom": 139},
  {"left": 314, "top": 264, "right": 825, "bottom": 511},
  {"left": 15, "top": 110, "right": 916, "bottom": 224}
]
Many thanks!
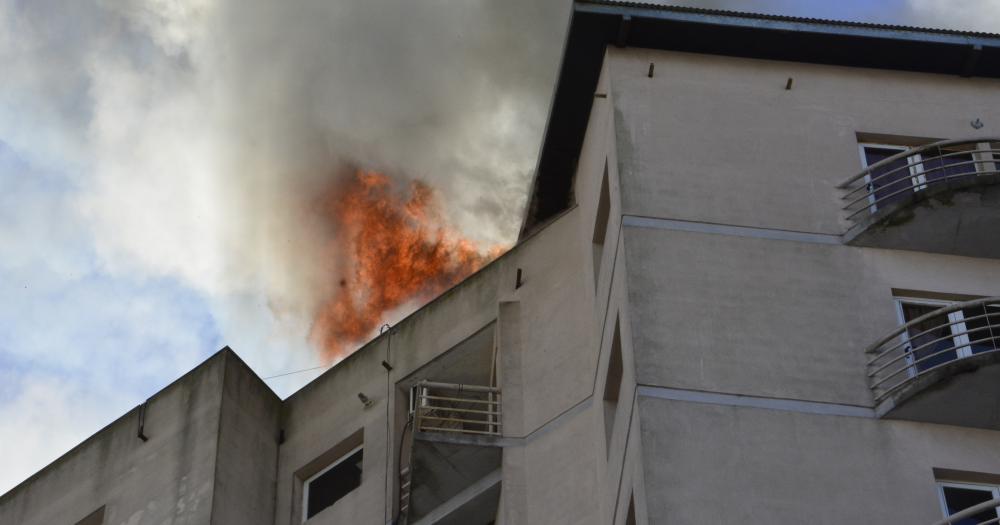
[
  {"left": 603, "top": 317, "right": 623, "bottom": 453},
  {"left": 859, "top": 143, "right": 980, "bottom": 212},
  {"left": 593, "top": 161, "right": 611, "bottom": 288},
  {"left": 895, "top": 296, "right": 1000, "bottom": 374},
  {"left": 303, "top": 446, "right": 363, "bottom": 521},
  {"left": 938, "top": 481, "right": 1000, "bottom": 524},
  {"left": 75, "top": 507, "right": 105, "bottom": 525}
]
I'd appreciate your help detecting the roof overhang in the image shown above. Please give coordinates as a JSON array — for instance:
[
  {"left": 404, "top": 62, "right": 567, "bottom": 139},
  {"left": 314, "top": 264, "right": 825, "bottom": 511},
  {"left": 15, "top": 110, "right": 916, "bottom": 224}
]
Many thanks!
[{"left": 518, "top": 0, "right": 1000, "bottom": 239}]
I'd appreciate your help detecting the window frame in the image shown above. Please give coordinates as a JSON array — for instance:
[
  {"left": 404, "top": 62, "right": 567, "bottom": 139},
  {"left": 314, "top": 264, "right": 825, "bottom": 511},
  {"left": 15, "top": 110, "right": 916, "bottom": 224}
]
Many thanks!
[
  {"left": 301, "top": 444, "right": 364, "bottom": 522},
  {"left": 858, "top": 143, "right": 926, "bottom": 213},
  {"left": 937, "top": 480, "right": 1000, "bottom": 522},
  {"left": 858, "top": 141, "right": 995, "bottom": 214},
  {"left": 894, "top": 297, "right": 977, "bottom": 376}
]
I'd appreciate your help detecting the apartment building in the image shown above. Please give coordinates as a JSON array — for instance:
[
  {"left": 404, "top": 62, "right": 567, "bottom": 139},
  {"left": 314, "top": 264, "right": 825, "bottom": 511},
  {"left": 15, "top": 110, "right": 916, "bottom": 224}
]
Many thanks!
[{"left": 3, "top": 2, "right": 1000, "bottom": 524}]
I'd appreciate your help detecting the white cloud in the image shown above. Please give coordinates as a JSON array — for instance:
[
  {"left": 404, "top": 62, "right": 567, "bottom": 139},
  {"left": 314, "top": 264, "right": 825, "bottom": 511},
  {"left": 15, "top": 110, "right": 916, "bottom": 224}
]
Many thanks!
[{"left": 903, "top": 0, "right": 1000, "bottom": 32}]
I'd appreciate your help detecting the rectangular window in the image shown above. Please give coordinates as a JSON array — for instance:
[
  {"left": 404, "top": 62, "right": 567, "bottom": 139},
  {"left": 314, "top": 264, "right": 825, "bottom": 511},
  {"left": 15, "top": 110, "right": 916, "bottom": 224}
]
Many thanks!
[
  {"left": 75, "top": 507, "right": 105, "bottom": 525},
  {"left": 938, "top": 481, "right": 1000, "bottom": 524},
  {"left": 859, "top": 141, "right": 992, "bottom": 213},
  {"left": 625, "top": 494, "right": 636, "bottom": 525},
  {"left": 603, "top": 317, "right": 623, "bottom": 454},
  {"left": 861, "top": 144, "right": 915, "bottom": 210},
  {"left": 895, "top": 296, "right": 1000, "bottom": 374},
  {"left": 303, "top": 446, "right": 363, "bottom": 521},
  {"left": 593, "top": 161, "right": 611, "bottom": 289},
  {"left": 919, "top": 145, "right": 977, "bottom": 185}
]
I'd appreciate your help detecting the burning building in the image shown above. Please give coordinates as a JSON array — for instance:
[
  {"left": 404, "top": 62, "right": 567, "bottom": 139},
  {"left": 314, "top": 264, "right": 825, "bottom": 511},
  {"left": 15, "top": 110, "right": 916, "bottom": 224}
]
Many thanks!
[{"left": 5, "top": 1, "right": 1000, "bottom": 524}]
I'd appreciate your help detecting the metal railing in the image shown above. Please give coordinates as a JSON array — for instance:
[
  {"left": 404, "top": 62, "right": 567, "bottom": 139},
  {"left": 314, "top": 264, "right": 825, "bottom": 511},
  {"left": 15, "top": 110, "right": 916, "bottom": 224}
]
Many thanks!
[
  {"left": 838, "top": 138, "right": 1000, "bottom": 223},
  {"left": 413, "top": 381, "right": 502, "bottom": 437},
  {"left": 933, "top": 497, "right": 1000, "bottom": 525},
  {"left": 866, "top": 297, "right": 1000, "bottom": 404}
]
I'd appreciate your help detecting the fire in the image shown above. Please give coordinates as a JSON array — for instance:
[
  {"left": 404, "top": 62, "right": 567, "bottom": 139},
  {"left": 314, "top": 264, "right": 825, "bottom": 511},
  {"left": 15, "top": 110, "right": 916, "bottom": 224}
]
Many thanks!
[{"left": 311, "top": 170, "right": 503, "bottom": 362}]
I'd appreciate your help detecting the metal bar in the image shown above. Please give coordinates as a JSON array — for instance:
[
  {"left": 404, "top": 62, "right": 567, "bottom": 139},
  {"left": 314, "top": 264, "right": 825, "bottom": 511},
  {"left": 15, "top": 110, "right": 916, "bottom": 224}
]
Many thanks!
[
  {"left": 839, "top": 137, "right": 1000, "bottom": 188},
  {"left": 932, "top": 497, "right": 1000, "bottom": 525},
  {"left": 872, "top": 334, "right": 1000, "bottom": 392},
  {"left": 418, "top": 394, "right": 499, "bottom": 405},
  {"left": 845, "top": 169, "right": 1000, "bottom": 220},
  {"left": 417, "top": 405, "right": 500, "bottom": 416},
  {"left": 865, "top": 298, "right": 1000, "bottom": 355},
  {"left": 417, "top": 426, "right": 502, "bottom": 436},
  {"left": 417, "top": 380, "right": 500, "bottom": 393},
  {"left": 874, "top": 347, "right": 1000, "bottom": 402},
  {"left": 843, "top": 150, "right": 1000, "bottom": 199},
  {"left": 868, "top": 308, "right": 1000, "bottom": 370},
  {"left": 869, "top": 317, "right": 966, "bottom": 370},
  {"left": 416, "top": 414, "right": 499, "bottom": 425}
]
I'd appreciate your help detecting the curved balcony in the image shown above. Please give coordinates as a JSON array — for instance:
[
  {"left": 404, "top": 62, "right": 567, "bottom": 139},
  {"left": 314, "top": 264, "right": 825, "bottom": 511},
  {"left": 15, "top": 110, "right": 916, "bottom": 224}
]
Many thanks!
[
  {"left": 839, "top": 138, "right": 1000, "bottom": 258},
  {"left": 866, "top": 297, "right": 1000, "bottom": 429},
  {"left": 933, "top": 497, "right": 1000, "bottom": 525}
]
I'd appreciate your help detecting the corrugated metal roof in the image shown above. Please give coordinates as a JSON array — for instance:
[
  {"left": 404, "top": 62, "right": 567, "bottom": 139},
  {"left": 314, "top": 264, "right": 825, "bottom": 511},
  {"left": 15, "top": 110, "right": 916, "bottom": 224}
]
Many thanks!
[{"left": 583, "top": 0, "right": 1000, "bottom": 39}]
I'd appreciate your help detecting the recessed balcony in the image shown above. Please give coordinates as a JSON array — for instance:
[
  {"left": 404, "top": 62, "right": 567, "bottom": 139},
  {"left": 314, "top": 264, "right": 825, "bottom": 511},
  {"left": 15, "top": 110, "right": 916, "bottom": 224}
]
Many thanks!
[
  {"left": 839, "top": 138, "right": 1000, "bottom": 258},
  {"left": 399, "top": 381, "right": 502, "bottom": 525},
  {"left": 866, "top": 297, "right": 1000, "bottom": 429}
]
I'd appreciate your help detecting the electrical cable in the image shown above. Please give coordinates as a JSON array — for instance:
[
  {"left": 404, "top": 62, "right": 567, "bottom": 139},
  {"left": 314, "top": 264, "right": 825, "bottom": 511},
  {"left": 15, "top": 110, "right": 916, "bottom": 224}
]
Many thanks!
[{"left": 261, "top": 364, "right": 331, "bottom": 381}]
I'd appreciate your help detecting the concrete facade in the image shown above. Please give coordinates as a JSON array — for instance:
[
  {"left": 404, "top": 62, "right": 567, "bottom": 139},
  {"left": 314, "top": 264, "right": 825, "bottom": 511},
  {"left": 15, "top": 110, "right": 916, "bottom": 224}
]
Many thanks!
[{"left": 5, "top": 2, "right": 1000, "bottom": 524}]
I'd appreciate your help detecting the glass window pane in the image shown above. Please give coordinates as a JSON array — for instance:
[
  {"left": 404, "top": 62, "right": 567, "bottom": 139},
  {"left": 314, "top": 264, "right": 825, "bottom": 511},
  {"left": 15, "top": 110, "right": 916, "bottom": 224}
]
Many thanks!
[
  {"left": 960, "top": 305, "right": 999, "bottom": 355},
  {"left": 864, "top": 147, "right": 915, "bottom": 209},
  {"left": 942, "top": 486, "right": 999, "bottom": 525},
  {"left": 921, "top": 147, "right": 977, "bottom": 185},
  {"left": 900, "top": 303, "right": 957, "bottom": 371},
  {"left": 307, "top": 448, "right": 363, "bottom": 519}
]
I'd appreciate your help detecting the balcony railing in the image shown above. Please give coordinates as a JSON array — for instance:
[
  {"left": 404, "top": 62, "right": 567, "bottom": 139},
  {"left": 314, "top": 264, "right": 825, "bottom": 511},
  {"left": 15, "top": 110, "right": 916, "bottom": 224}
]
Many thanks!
[
  {"left": 866, "top": 297, "right": 1000, "bottom": 405},
  {"left": 933, "top": 497, "right": 1000, "bottom": 525},
  {"left": 413, "top": 381, "right": 502, "bottom": 437},
  {"left": 839, "top": 138, "right": 1000, "bottom": 223}
]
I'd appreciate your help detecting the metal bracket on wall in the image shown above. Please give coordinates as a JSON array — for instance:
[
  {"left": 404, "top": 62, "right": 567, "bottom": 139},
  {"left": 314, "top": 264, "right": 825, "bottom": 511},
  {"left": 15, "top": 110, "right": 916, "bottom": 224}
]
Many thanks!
[{"left": 137, "top": 401, "right": 149, "bottom": 442}]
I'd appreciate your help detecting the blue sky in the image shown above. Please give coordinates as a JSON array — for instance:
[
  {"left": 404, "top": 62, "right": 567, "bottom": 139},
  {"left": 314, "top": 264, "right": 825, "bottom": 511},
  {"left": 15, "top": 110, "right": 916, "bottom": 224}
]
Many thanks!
[{"left": 1, "top": 0, "right": 997, "bottom": 495}]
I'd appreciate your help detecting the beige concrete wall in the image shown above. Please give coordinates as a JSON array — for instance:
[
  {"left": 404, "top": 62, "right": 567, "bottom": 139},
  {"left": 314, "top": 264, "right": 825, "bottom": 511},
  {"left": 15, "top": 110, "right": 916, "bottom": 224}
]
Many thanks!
[
  {"left": 638, "top": 397, "right": 1000, "bottom": 524},
  {"left": 623, "top": 226, "right": 1000, "bottom": 405},
  {"left": 275, "top": 203, "right": 603, "bottom": 524},
  {"left": 580, "top": 46, "right": 1000, "bottom": 525},
  {"left": 212, "top": 352, "right": 282, "bottom": 525},
  {"left": 0, "top": 350, "right": 228, "bottom": 525},
  {"left": 609, "top": 47, "right": 1000, "bottom": 235},
  {"left": 275, "top": 336, "right": 392, "bottom": 525}
]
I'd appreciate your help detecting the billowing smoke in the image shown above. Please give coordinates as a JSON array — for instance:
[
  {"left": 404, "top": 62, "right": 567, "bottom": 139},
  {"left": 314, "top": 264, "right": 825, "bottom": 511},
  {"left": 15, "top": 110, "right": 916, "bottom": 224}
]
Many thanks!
[
  {"left": 5, "top": 0, "right": 998, "bottom": 375},
  {"left": 3, "top": 0, "right": 569, "bottom": 371}
]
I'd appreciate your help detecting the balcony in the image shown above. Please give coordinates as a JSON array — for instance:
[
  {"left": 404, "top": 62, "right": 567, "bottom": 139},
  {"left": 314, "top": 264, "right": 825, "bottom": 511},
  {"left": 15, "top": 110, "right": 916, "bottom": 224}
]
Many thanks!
[
  {"left": 934, "top": 497, "right": 1000, "bottom": 525},
  {"left": 413, "top": 381, "right": 502, "bottom": 438},
  {"left": 398, "top": 381, "right": 502, "bottom": 525},
  {"left": 839, "top": 138, "right": 1000, "bottom": 258},
  {"left": 866, "top": 297, "right": 1000, "bottom": 429}
]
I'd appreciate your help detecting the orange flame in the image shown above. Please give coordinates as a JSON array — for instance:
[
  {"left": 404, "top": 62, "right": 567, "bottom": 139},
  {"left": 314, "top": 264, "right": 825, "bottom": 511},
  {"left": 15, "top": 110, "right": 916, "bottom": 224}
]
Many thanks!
[{"left": 311, "top": 170, "right": 502, "bottom": 362}]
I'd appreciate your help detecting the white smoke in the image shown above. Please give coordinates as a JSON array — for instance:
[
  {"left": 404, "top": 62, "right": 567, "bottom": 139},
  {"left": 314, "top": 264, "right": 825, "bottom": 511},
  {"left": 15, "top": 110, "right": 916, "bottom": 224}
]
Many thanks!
[
  {"left": 0, "top": 0, "right": 570, "bottom": 371},
  {"left": 4, "top": 0, "right": 997, "bottom": 370}
]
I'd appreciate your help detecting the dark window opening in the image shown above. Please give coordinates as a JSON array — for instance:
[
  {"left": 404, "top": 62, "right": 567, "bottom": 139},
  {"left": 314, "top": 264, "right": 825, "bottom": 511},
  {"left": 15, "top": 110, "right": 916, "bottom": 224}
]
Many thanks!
[
  {"left": 864, "top": 146, "right": 913, "bottom": 209},
  {"left": 940, "top": 484, "right": 1000, "bottom": 524},
  {"left": 900, "top": 302, "right": 958, "bottom": 372},
  {"left": 76, "top": 507, "right": 105, "bottom": 525},
  {"left": 921, "top": 146, "right": 977, "bottom": 185},
  {"left": 898, "top": 297, "right": 1000, "bottom": 373},
  {"left": 305, "top": 447, "right": 363, "bottom": 520},
  {"left": 604, "top": 318, "right": 623, "bottom": 453},
  {"left": 593, "top": 161, "right": 611, "bottom": 289}
]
